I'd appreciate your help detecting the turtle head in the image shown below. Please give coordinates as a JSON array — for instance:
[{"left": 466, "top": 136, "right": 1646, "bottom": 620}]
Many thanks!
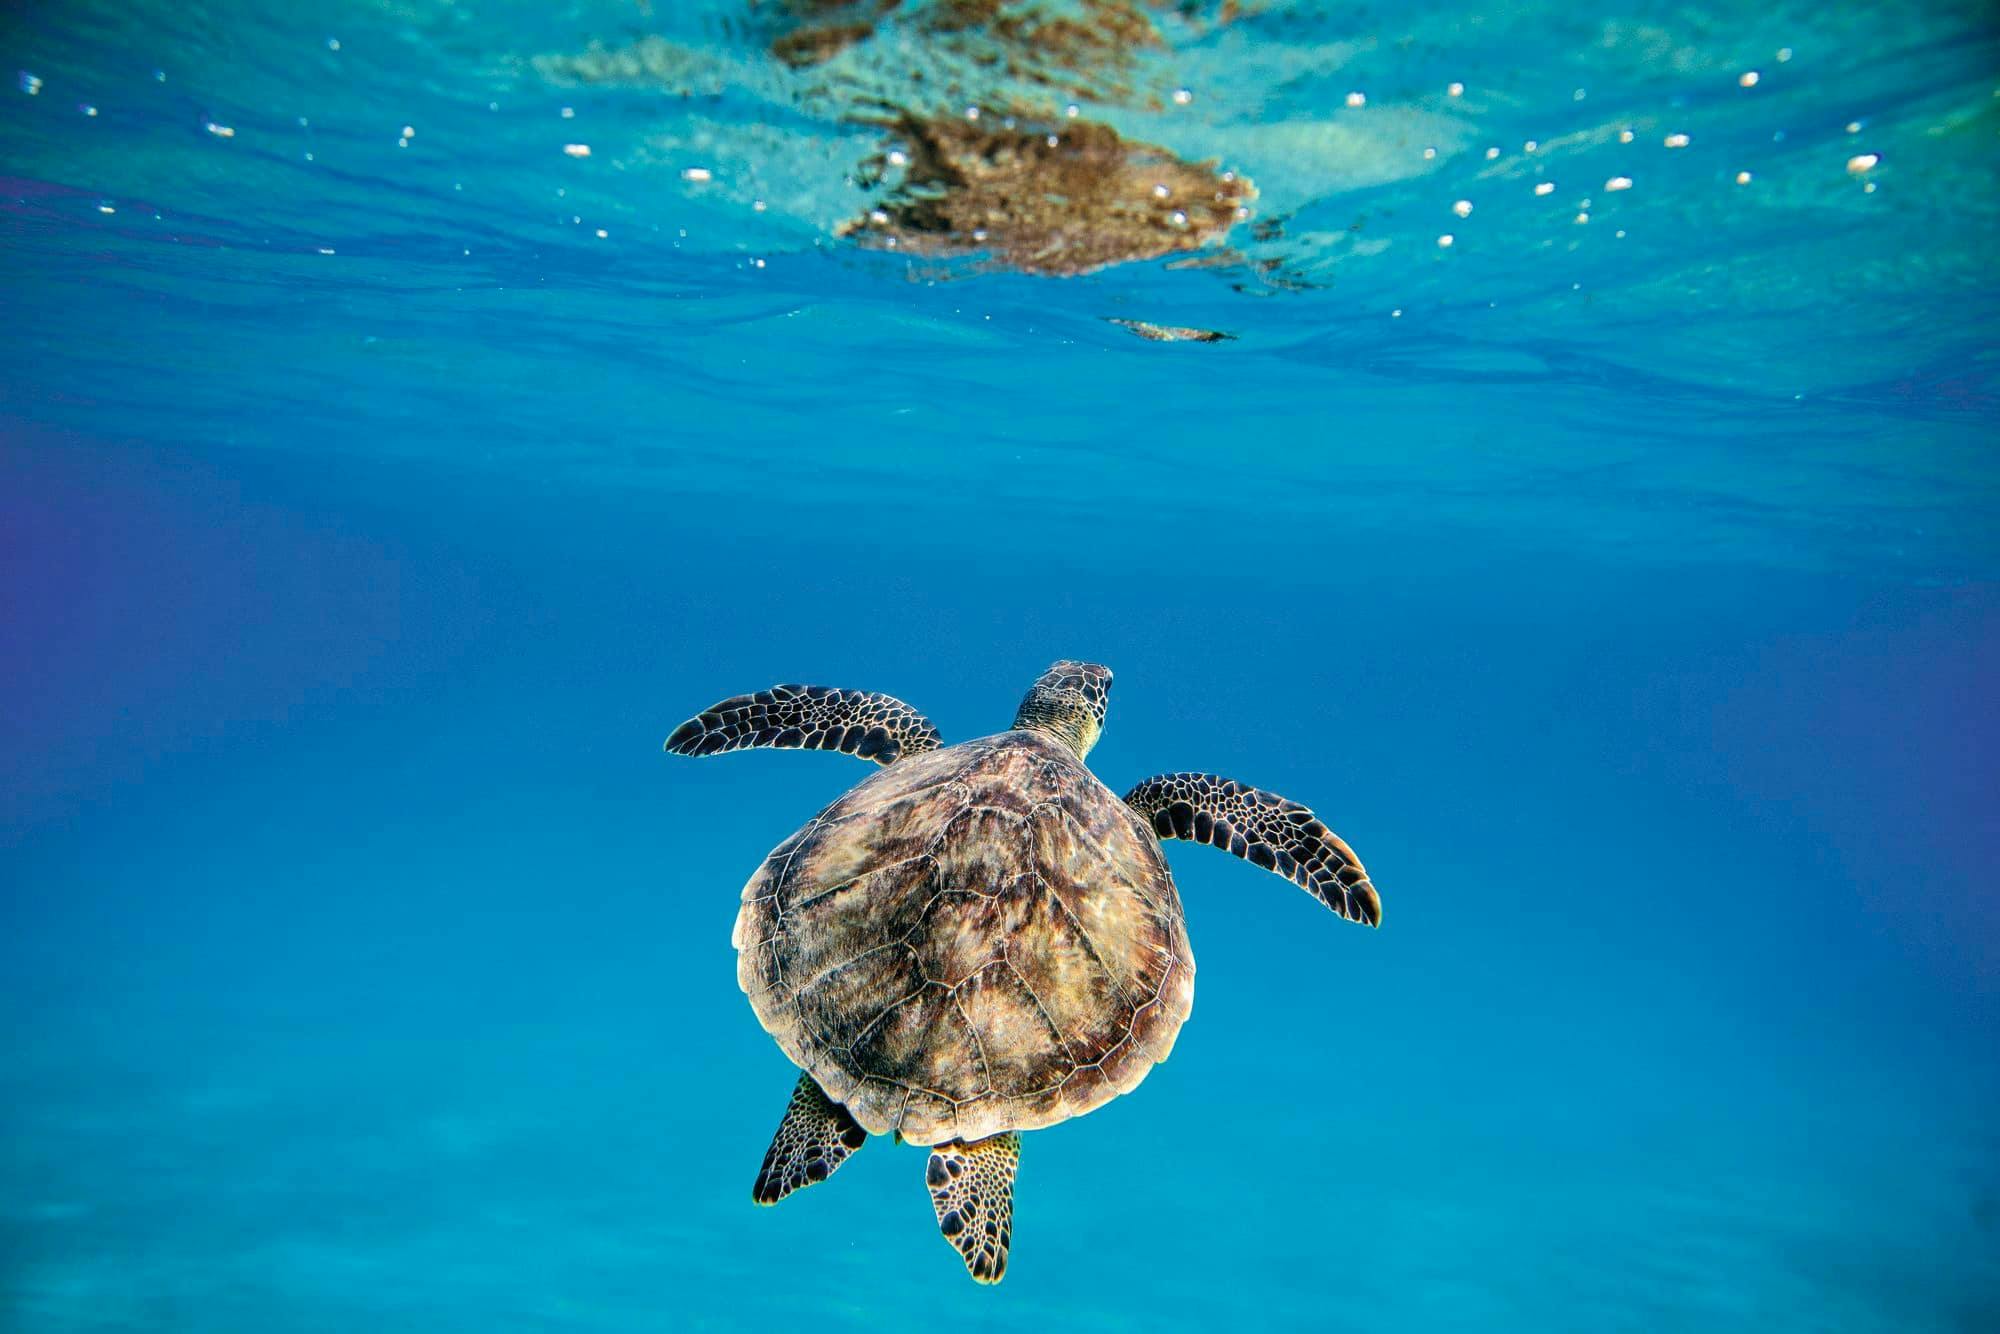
[{"left": 1013, "top": 660, "right": 1112, "bottom": 759}]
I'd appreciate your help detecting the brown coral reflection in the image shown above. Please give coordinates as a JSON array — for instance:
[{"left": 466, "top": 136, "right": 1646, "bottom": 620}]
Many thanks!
[
  {"left": 845, "top": 113, "right": 1252, "bottom": 277},
  {"left": 559, "top": 2, "right": 1258, "bottom": 276}
]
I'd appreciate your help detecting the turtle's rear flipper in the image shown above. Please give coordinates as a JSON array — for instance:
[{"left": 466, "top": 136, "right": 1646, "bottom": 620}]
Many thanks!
[
  {"left": 926, "top": 1132, "right": 1019, "bottom": 1284},
  {"left": 752, "top": 1073, "right": 867, "bottom": 1205}
]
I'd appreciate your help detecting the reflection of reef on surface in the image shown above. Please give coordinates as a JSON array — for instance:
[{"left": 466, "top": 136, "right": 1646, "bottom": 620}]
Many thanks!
[
  {"left": 533, "top": 35, "right": 734, "bottom": 98},
  {"left": 763, "top": 1, "right": 1242, "bottom": 111},
  {"left": 1106, "top": 318, "right": 1234, "bottom": 342},
  {"left": 767, "top": 0, "right": 899, "bottom": 69},
  {"left": 843, "top": 113, "right": 1252, "bottom": 276},
  {"left": 535, "top": 1, "right": 1259, "bottom": 278}
]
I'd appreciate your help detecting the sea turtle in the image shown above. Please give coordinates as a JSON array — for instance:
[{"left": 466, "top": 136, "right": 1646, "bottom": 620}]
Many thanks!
[{"left": 665, "top": 661, "right": 1380, "bottom": 1283}]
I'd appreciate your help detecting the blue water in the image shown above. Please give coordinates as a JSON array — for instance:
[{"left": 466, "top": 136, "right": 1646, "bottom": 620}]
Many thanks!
[{"left": 3, "top": 2, "right": 1997, "bottom": 1330}]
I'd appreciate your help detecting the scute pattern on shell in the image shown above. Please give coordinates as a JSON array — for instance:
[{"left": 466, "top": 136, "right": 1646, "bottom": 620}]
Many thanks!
[{"left": 734, "top": 730, "right": 1195, "bottom": 1146}]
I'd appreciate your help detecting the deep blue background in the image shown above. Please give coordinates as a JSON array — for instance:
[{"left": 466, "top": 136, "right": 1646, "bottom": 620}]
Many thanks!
[{"left": 4, "top": 436, "right": 1994, "bottom": 1329}]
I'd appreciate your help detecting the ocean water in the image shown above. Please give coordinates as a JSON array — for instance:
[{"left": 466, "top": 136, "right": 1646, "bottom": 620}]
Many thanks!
[{"left": 3, "top": 2, "right": 1998, "bottom": 1330}]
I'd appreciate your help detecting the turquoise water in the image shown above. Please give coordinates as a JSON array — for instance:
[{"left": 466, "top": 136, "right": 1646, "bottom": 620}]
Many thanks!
[{"left": 3, "top": 2, "right": 1997, "bottom": 1329}]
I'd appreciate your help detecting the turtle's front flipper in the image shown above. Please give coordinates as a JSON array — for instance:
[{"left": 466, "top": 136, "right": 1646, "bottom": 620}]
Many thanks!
[
  {"left": 665, "top": 685, "right": 942, "bottom": 766},
  {"left": 927, "top": 1133, "right": 1019, "bottom": 1284},
  {"left": 1124, "top": 773, "right": 1382, "bottom": 927},
  {"left": 752, "top": 1073, "right": 868, "bottom": 1205}
]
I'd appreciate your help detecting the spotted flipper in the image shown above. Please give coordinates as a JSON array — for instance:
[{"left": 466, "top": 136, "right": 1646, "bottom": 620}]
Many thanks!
[
  {"left": 1124, "top": 773, "right": 1382, "bottom": 926},
  {"left": 926, "top": 1132, "right": 1019, "bottom": 1284},
  {"left": 665, "top": 684, "right": 942, "bottom": 766},
  {"left": 752, "top": 1073, "right": 868, "bottom": 1206}
]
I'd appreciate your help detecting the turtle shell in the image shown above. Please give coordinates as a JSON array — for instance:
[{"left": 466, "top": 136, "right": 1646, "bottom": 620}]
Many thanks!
[{"left": 732, "top": 729, "right": 1195, "bottom": 1146}]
